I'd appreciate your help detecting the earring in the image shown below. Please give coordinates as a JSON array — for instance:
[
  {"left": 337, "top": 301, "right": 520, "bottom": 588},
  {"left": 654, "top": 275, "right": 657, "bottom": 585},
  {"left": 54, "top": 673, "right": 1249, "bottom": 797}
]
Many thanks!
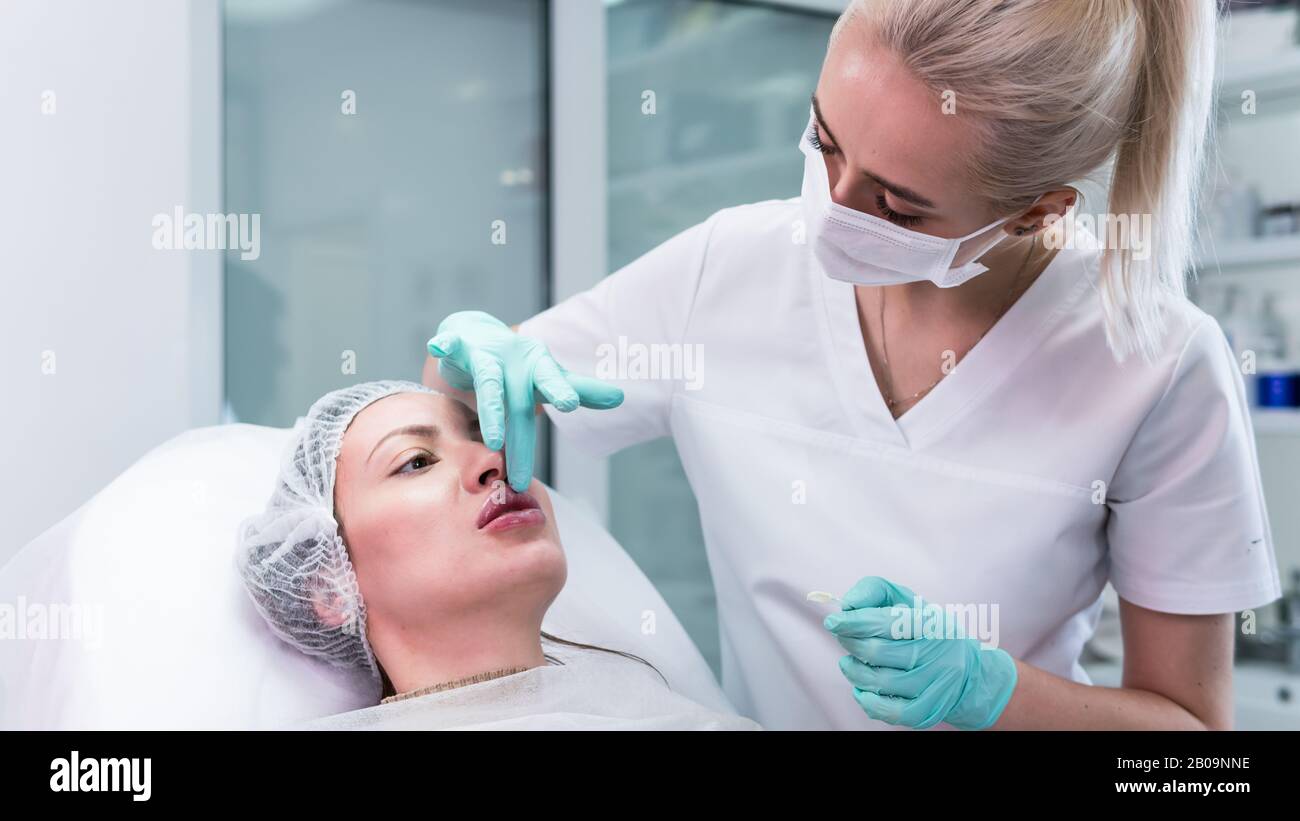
[{"left": 1014, "top": 224, "right": 1038, "bottom": 236}]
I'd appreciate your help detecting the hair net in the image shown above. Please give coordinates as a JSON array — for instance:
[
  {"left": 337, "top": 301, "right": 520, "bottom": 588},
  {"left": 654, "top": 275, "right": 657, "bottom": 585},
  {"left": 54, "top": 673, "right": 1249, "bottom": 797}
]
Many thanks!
[{"left": 235, "top": 379, "right": 441, "bottom": 690}]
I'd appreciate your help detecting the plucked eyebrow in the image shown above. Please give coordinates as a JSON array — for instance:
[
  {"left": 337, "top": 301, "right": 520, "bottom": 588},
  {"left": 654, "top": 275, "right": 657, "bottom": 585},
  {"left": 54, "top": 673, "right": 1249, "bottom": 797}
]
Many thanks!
[
  {"left": 810, "top": 92, "right": 938, "bottom": 210},
  {"left": 366, "top": 424, "right": 440, "bottom": 465}
]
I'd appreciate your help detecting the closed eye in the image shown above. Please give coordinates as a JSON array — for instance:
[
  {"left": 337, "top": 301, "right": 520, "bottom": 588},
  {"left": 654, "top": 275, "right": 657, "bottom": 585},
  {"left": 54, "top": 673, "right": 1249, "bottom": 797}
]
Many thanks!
[
  {"left": 809, "top": 125, "right": 925, "bottom": 227},
  {"left": 807, "top": 124, "right": 838, "bottom": 157},
  {"left": 875, "top": 194, "right": 924, "bottom": 227}
]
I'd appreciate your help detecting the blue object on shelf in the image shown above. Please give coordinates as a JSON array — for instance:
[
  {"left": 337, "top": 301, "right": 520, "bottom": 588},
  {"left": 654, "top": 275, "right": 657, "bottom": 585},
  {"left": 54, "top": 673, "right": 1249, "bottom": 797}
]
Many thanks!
[{"left": 1257, "top": 371, "right": 1299, "bottom": 408}]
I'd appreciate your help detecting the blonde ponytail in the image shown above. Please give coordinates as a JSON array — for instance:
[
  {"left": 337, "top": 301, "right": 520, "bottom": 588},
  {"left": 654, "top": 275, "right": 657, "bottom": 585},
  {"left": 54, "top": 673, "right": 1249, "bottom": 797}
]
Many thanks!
[{"left": 1102, "top": 0, "right": 1217, "bottom": 360}]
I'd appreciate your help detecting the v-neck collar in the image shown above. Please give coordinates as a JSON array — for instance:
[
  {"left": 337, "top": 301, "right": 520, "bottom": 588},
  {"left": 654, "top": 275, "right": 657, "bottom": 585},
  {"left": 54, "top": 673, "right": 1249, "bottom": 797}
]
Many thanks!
[{"left": 812, "top": 231, "right": 1097, "bottom": 451}]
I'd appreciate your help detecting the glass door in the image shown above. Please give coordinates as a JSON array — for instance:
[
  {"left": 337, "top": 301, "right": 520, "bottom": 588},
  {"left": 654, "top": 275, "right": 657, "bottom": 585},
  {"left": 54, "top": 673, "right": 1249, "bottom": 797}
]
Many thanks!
[{"left": 223, "top": 0, "right": 550, "bottom": 430}]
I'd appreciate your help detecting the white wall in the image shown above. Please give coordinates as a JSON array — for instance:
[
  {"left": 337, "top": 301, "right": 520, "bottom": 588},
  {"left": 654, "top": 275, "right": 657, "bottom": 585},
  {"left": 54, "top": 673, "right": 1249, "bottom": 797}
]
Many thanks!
[{"left": 0, "top": 0, "right": 222, "bottom": 561}]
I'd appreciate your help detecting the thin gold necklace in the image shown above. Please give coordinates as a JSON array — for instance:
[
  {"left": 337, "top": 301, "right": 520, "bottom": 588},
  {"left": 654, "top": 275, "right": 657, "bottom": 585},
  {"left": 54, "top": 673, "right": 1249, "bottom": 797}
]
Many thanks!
[
  {"left": 380, "top": 665, "right": 530, "bottom": 705},
  {"left": 878, "top": 237, "right": 1038, "bottom": 410}
]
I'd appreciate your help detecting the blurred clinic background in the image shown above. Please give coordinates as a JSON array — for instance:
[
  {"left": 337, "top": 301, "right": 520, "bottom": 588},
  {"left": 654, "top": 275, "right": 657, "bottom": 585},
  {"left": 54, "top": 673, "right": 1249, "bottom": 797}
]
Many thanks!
[{"left": 5, "top": 0, "right": 1300, "bottom": 725}]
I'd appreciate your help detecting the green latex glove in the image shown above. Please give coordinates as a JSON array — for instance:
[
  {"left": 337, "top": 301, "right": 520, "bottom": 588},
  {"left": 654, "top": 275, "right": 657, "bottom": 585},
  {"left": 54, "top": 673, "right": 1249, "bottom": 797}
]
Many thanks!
[
  {"left": 823, "top": 576, "right": 1018, "bottom": 730},
  {"left": 428, "top": 310, "right": 623, "bottom": 491}
]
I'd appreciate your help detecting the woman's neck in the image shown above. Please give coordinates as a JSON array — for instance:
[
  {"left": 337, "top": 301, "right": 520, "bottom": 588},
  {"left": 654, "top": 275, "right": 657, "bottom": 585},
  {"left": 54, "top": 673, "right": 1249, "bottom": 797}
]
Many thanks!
[
  {"left": 892, "top": 233, "right": 1056, "bottom": 317},
  {"left": 374, "top": 622, "right": 549, "bottom": 696},
  {"left": 850, "top": 232, "right": 1060, "bottom": 418}
]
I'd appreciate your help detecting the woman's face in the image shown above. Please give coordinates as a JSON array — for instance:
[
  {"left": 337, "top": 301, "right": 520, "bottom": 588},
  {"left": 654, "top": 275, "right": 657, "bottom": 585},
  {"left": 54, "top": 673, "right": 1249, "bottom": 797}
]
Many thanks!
[
  {"left": 813, "top": 37, "right": 1003, "bottom": 250},
  {"left": 329, "top": 391, "right": 566, "bottom": 645}
]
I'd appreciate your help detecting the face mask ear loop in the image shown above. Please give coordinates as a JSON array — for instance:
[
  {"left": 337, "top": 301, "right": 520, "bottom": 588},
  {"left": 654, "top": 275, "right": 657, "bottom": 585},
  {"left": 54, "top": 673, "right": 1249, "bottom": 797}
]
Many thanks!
[{"left": 949, "top": 215, "right": 1016, "bottom": 273}]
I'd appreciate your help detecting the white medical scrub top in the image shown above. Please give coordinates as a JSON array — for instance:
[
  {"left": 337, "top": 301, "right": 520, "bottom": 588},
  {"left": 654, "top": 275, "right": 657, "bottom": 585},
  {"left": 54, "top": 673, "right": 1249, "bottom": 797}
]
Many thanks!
[{"left": 519, "top": 198, "right": 1283, "bottom": 731}]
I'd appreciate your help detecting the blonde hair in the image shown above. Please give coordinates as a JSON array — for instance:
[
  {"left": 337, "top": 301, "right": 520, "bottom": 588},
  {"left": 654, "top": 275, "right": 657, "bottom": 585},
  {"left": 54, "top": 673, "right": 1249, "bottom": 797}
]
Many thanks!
[{"left": 831, "top": 0, "right": 1218, "bottom": 361}]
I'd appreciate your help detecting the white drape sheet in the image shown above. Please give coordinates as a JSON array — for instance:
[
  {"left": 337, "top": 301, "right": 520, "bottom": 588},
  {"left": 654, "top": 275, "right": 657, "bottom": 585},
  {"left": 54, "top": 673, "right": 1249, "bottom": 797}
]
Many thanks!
[{"left": 297, "top": 648, "right": 762, "bottom": 731}]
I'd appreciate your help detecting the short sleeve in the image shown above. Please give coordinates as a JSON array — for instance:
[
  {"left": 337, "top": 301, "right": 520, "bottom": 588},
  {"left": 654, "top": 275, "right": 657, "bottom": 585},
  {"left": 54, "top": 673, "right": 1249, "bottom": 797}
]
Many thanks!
[
  {"left": 518, "top": 210, "right": 722, "bottom": 457},
  {"left": 1106, "top": 315, "right": 1283, "bottom": 614}
]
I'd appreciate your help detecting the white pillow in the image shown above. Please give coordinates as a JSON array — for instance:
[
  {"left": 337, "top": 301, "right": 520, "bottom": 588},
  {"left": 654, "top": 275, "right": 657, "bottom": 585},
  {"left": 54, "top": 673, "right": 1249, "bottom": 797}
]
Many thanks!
[{"left": 0, "top": 423, "right": 732, "bottom": 729}]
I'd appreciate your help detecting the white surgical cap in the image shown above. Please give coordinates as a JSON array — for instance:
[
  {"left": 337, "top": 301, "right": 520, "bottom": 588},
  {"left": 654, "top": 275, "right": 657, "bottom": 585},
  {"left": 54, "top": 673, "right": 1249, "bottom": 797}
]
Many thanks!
[{"left": 235, "top": 379, "right": 440, "bottom": 690}]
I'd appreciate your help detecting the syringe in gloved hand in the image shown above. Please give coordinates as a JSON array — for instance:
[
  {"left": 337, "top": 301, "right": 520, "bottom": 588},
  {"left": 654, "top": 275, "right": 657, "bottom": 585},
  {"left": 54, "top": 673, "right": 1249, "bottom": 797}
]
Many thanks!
[{"left": 805, "top": 591, "right": 842, "bottom": 605}]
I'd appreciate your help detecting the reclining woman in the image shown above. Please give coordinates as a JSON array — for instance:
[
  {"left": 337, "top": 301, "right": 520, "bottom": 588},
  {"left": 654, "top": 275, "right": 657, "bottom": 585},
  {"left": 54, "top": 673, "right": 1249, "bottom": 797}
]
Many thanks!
[{"left": 236, "top": 379, "right": 759, "bottom": 730}]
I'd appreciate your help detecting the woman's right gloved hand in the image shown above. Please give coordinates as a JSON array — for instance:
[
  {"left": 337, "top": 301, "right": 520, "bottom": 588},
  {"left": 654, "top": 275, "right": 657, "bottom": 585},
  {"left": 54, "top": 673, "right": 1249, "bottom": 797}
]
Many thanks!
[{"left": 427, "top": 310, "right": 623, "bottom": 492}]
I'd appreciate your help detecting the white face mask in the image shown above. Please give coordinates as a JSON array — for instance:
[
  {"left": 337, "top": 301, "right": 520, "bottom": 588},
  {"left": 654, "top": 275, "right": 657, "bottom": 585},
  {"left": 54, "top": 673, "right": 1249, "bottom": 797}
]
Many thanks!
[{"left": 798, "top": 108, "right": 1013, "bottom": 288}]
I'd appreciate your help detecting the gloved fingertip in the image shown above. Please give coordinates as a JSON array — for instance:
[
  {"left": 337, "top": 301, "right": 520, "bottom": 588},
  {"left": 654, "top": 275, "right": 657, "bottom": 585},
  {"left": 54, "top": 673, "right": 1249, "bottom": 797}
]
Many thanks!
[
  {"left": 505, "top": 451, "right": 532, "bottom": 492},
  {"left": 538, "top": 379, "right": 581, "bottom": 412}
]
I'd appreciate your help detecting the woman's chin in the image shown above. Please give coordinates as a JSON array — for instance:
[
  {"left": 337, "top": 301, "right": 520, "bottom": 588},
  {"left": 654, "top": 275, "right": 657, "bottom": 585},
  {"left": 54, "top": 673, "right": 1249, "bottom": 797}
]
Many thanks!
[{"left": 513, "top": 539, "right": 568, "bottom": 592}]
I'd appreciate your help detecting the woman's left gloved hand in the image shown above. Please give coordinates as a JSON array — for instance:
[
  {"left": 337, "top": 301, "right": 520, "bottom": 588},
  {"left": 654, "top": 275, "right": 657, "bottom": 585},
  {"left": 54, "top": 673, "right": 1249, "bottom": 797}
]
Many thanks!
[
  {"left": 822, "top": 576, "right": 1018, "bottom": 730},
  {"left": 428, "top": 310, "right": 622, "bottom": 491}
]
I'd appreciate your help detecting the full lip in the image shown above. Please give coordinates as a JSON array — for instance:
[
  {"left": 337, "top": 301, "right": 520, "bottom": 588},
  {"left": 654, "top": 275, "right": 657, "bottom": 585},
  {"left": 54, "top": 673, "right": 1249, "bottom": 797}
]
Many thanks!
[{"left": 476, "top": 481, "right": 543, "bottom": 530}]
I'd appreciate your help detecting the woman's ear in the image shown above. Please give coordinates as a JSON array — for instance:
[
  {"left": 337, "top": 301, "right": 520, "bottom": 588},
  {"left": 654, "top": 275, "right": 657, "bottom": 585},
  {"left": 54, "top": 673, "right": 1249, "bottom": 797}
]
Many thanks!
[{"left": 310, "top": 581, "right": 352, "bottom": 629}]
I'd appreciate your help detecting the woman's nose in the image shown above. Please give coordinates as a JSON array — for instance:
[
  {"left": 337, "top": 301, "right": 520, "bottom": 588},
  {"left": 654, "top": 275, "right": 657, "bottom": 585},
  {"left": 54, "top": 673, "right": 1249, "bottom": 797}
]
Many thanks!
[
  {"left": 833, "top": 180, "right": 878, "bottom": 217},
  {"left": 462, "top": 441, "right": 506, "bottom": 492},
  {"left": 826, "top": 161, "right": 861, "bottom": 209},
  {"left": 825, "top": 155, "right": 843, "bottom": 196}
]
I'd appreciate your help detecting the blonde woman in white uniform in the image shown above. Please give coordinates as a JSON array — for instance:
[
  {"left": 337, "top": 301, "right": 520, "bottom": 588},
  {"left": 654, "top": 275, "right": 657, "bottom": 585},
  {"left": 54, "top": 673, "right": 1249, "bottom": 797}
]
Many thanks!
[{"left": 423, "top": 0, "right": 1282, "bottom": 730}]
